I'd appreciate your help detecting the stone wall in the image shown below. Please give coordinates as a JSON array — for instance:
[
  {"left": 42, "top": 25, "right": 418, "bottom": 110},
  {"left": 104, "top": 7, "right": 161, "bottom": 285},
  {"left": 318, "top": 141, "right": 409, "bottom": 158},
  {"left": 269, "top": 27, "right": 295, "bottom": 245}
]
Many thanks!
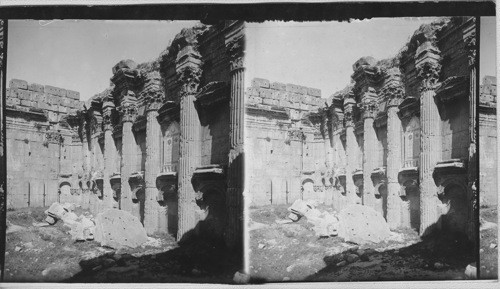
[
  {"left": 479, "top": 76, "right": 497, "bottom": 206},
  {"left": 245, "top": 77, "right": 326, "bottom": 206},
  {"left": 5, "top": 79, "right": 84, "bottom": 209}
]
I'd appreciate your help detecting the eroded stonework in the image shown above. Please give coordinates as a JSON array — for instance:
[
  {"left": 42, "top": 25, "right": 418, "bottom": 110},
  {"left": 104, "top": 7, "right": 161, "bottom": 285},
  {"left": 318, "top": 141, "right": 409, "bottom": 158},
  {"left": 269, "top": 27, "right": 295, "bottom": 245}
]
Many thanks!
[
  {"left": 246, "top": 17, "right": 481, "bottom": 242},
  {"left": 6, "top": 21, "right": 245, "bottom": 251}
]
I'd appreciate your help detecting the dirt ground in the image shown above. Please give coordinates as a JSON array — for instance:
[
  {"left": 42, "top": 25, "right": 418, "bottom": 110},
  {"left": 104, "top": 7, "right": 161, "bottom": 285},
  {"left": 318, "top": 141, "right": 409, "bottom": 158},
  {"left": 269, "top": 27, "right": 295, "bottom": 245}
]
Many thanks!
[
  {"left": 480, "top": 205, "right": 498, "bottom": 279},
  {"left": 4, "top": 206, "right": 240, "bottom": 283},
  {"left": 249, "top": 204, "right": 476, "bottom": 283}
]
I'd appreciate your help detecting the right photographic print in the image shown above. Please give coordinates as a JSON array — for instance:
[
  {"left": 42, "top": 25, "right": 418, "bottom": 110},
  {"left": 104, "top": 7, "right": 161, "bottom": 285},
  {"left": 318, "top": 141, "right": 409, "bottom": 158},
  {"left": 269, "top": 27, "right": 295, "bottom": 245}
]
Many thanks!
[{"left": 244, "top": 16, "right": 496, "bottom": 282}]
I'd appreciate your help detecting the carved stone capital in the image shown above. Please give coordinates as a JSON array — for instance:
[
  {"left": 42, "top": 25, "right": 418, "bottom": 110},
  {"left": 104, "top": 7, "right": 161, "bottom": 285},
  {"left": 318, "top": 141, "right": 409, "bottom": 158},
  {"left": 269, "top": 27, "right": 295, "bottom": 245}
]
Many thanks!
[
  {"left": 144, "top": 94, "right": 164, "bottom": 112},
  {"left": 119, "top": 104, "right": 137, "bottom": 123},
  {"left": 226, "top": 34, "right": 245, "bottom": 72},
  {"left": 360, "top": 89, "right": 378, "bottom": 119},
  {"left": 415, "top": 41, "right": 441, "bottom": 92},
  {"left": 177, "top": 65, "right": 202, "bottom": 97},
  {"left": 464, "top": 31, "right": 476, "bottom": 67},
  {"left": 343, "top": 92, "right": 356, "bottom": 127}
]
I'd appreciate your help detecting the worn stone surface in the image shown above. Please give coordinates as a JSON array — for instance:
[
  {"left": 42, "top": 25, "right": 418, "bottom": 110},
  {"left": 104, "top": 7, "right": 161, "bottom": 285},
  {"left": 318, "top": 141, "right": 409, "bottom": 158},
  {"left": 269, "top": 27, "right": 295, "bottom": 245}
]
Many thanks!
[
  {"left": 94, "top": 209, "right": 148, "bottom": 249},
  {"left": 337, "top": 204, "right": 391, "bottom": 244}
]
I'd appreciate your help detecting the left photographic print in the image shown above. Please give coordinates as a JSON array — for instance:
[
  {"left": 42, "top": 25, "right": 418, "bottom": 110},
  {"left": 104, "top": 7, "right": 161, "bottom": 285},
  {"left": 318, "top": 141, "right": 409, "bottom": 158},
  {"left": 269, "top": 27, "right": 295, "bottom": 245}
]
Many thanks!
[{"left": 3, "top": 20, "right": 245, "bottom": 283}]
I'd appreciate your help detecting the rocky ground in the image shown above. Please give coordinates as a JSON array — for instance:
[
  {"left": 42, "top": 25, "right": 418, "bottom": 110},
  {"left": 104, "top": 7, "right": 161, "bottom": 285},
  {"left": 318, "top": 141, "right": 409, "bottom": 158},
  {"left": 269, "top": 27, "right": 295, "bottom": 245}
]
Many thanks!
[
  {"left": 480, "top": 205, "right": 498, "bottom": 279},
  {"left": 4, "top": 206, "right": 240, "bottom": 283},
  {"left": 249, "top": 204, "right": 476, "bottom": 283}
]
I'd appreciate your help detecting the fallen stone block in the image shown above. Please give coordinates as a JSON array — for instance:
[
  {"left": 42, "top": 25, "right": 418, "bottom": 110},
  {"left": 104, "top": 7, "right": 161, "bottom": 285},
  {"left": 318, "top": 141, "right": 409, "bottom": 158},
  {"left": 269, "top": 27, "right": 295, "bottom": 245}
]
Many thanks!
[
  {"left": 45, "top": 216, "right": 57, "bottom": 225},
  {"left": 61, "top": 211, "right": 79, "bottom": 225},
  {"left": 233, "top": 271, "right": 250, "bottom": 284},
  {"left": 464, "top": 263, "right": 477, "bottom": 279},
  {"left": 45, "top": 202, "right": 67, "bottom": 220},
  {"left": 288, "top": 199, "right": 315, "bottom": 216},
  {"left": 94, "top": 209, "right": 148, "bottom": 249},
  {"left": 337, "top": 204, "right": 391, "bottom": 244}
]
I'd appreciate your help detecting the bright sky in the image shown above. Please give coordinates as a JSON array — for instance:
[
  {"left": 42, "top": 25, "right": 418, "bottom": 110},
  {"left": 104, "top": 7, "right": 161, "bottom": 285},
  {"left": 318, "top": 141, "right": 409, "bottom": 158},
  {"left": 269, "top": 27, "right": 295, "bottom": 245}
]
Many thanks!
[
  {"left": 7, "top": 20, "right": 198, "bottom": 100},
  {"left": 246, "top": 17, "right": 497, "bottom": 98},
  {"left": 6, "top": 18, "right": 496, "bottom": 101}
]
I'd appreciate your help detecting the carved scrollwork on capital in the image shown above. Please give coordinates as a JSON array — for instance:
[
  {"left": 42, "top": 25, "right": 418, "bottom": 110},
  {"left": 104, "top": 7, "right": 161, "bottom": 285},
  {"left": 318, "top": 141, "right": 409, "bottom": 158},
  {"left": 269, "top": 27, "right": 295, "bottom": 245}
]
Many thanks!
[
  {"left": 464, "top": 31, "right": 476, "bottom": 67},
  {"left": 381, "top": 81, "right": 405, "bottom": 107},
  {"left": 119, "top": 104, "right": 137, "bottom": 123},
  {"left": 226, "top": 35, "right": 245, "bottom": 72},
  {"left": 102, "top": 112, "right": 113, "bottom": 131},
  {"left": 90, "top": 114, "right": 103, "bottom": 134},
  {"left": 360, "top": 95, "right": 378, "bottom": 119},
  {"left": 177, "top": 65, "right": 202, "bottom": 97},
  {"left": 416, "top": 60, "right": 442, "bottom": 92},
  {"left": 144, "top": 93, "right": 164, "bottom": 112}
]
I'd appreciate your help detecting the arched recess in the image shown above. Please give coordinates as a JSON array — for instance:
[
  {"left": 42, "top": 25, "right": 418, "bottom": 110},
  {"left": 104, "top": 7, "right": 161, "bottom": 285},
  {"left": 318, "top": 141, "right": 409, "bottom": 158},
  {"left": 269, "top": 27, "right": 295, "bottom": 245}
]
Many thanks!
[
  {"left": 301, "top": 178, "right": 315, "bottom": 200},
  {"left": 437, "top": 180, "right": 468, "bottom": 234},
  {"left": 194, "top": 182, "right": 227, "bottom": 241},
  {"left": 59, "top": 181, "right": 72, "bottom": 203}
]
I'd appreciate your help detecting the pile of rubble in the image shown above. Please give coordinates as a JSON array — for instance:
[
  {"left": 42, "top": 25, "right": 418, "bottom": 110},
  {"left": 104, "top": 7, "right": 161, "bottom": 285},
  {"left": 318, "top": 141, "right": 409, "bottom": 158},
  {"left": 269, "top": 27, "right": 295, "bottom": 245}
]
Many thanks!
[
  {"left": 283, "top": 200, "right": 391, "bottom": 244},
  {"left": 43, "top": 202, "right": 148, "bottom": 249}
]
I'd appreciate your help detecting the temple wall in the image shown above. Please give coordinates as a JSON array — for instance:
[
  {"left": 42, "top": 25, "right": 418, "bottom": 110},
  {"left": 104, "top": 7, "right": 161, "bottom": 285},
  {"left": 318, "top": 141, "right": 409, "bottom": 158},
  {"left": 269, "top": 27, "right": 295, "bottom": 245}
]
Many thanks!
[
  {"left": 5, "top": 79, "right": 84, "bottom": 209},
  {"left": 245, "top": 77, "right": 324, "bottom": 206},
  {"left": 200, "top": 103, "right": 230, "bottom": 166}
]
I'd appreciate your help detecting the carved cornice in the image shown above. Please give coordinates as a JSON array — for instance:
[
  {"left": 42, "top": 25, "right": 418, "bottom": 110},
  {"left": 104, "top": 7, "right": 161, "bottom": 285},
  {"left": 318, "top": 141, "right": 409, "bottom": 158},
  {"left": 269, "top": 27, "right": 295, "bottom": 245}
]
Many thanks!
[
  {"left": 397, "top": 96, "right": 420, "bottom": 122},
  {"left": 435, "top": 76, "right": 469, "bottom": 103}
]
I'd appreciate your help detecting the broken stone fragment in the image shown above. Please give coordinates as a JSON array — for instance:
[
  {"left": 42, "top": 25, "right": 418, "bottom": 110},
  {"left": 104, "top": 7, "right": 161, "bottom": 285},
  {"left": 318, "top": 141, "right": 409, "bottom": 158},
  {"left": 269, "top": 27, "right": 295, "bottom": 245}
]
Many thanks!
[
  {"left": 94, "top": 209, "right": 148, "bottom": 249},
  {"left": 336, "top": 260, "right": 347, "bottom": 267},
  {"left": 287, "top": 213, "right": 300, "bottom": 222},
  {"left": 233, "top": 271, "right": 250, "bottom": 284},
  {"left": 346, "top": 254, "right": 359, "bottom": 263},
  {"left": 45, "top": 202, "right": 67, "bottom": 220},
  {"left": 337, "top": 204, "right": 391, "bottom": 244},
  {"left": 489, "top": 243, "right": 497, "bottom": 249},
  {"left": 464, "top": 263, "right": 477, "bottom": 279}
]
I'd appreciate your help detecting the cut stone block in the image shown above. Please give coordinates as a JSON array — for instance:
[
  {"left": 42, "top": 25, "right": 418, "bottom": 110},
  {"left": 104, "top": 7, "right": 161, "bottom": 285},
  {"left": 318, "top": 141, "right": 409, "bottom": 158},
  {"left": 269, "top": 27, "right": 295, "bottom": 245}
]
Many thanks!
[
  {"left": 45, "top": 202, "right": 67, "bottom": 220},
  {"left": 337, "top": 204, "right": 391, "bottom": 244},
  {"left": 10, "top": 79, "right": 28, "bottom": 90},
  {"left": 94, "top": 209, "right": 148, "bottom": 249}
]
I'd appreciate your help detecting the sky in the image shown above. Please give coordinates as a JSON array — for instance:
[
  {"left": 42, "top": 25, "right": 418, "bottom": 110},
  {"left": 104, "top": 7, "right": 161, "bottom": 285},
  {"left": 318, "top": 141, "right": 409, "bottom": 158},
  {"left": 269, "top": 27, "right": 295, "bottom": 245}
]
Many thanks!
[
  {"left": 6, "top": 18, "right": 497, "bottom": 101},
  {"left": 7, "top": 20, "right": 198, "bottom": 100},
  {"left": 246, "top": 17, "right": 497, "bottom": 98}
]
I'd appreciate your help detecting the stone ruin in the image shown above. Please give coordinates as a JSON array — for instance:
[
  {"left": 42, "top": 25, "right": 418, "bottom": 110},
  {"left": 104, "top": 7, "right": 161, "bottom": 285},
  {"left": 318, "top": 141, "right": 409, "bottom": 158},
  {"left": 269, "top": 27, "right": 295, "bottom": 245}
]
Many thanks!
[
  {"left": 246, "top": 17, "right": 487, "bottom": 243},
  {"left": 5, "top": 21, "right": 246, "bottom": 251}
]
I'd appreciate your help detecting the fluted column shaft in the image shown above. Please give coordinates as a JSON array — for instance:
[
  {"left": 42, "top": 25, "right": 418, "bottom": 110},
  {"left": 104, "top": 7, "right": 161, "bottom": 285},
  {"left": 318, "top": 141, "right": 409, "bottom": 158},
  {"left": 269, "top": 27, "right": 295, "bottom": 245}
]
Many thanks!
[
  {"left": 121, "top": 119, "right": 134, "bottom": 213},
  {"left": 345, "top": 121, "right": 357, "bottom": 204},
  {"left": 177, "top": 93, "right": 201, "bottom": 240},
  {"left": 81, "top": 122, "right": 90, "bottom": 209},
  {"left": 386, "top": 105, "right": 402, "bottom": 228},
  {"left": 226, "top": 63, "right": 245, "bottom": 249},
  {"left": 419, "top": 88, "right": 441, "bottom": 235},
  {"left": 103, "top": 121, "right": 115, "bottom": 209},
  {"left": 144, "top": 107, "right": 161, "bottom": 234},
  {"left": 362, "top": 114, "right": 377, "bottom": 208}
]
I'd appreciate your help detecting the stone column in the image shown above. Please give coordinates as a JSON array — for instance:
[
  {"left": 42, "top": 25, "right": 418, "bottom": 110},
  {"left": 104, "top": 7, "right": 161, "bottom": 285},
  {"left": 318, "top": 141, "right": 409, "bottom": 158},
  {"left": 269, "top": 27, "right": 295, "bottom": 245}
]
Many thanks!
[
  {"left": 119, "top": 92, "right": 137, "bottom": 214},
  {"left": 360, "top": 89, "right": 378, "bottom": 208},
  {"left": 102, "top": 98, "right": 116, "bottom": 209},
  {"left": 144, "top": 94, "right": 162, "bottom": 235},
  {"left": 176, "top": 45, "right": 203, "bottom": 241},
  {"left": 80, "top": 114, "right": 90, "bottom": 210},
  {"left": 383, "top": 69, "right": 405, "bottom": 229},
  {"left": 416, "top": 41, "right": 442, "bottom": 236},
  {"left": 225, "top": 30, "right": 245, "bottom": 249},
  {"left": 464, "top": 21, "right": 477, "bottom": 240},
  {"left": 89, "top": 111, "right": 102, "bottom": 214},
  {"left": 343, "top": 96, "right": 357, "bottom": 204}
]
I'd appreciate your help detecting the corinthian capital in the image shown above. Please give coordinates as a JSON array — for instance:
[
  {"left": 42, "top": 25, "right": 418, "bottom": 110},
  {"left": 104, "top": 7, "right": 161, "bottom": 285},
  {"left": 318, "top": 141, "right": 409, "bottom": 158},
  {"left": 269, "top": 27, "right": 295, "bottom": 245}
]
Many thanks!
[
  {"left": 343, "top": 95, "right": 356, "bottom": 127},
  {"left": 102, "top": 98, "right": 115, "bottom": 131},
  {"left": 226, "top": 34, "right": 245, "bottom": 72},
  {"left": 381, "top": 69, "right": 405, "bottom": 107},
  {"left": 415, "top": 41, "right": 441, "bottom": 92},
  {"left": 360, "top": 89, "right": 378, "bottom": 119}
]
